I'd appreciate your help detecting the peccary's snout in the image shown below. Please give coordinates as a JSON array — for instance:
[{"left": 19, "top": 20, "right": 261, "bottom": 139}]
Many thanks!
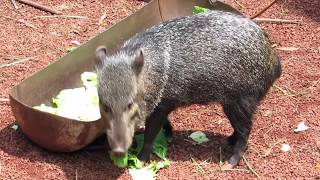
[
  {"left": 106, "top": 122, "right": 132, "bottom": 156},
  {"left": 104, "top": 109, "right": 137, "bottom": 156}
]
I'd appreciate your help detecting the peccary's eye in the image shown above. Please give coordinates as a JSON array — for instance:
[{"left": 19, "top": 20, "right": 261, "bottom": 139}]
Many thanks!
[
  {"left": 103, "top": 105, "right": 111, "bottom": 113},
  {"left": 127, "top": 103, "right": 133, "bottom": 110}
]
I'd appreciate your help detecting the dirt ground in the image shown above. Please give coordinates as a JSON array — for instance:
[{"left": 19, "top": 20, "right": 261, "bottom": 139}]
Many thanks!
[{"left": 0, "top": 0, "right": 319, "bottom": 179}]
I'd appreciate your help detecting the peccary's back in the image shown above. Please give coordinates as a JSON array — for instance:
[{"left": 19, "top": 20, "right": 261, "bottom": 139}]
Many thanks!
[{"left": 124, "top": 10, "right": 281, "bottom": 106}]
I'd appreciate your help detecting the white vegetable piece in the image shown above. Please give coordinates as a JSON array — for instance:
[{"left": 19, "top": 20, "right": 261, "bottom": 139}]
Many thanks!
[
  {"left": 129, "top": 168, "right": 156, "bottom": 180},
  {"left": 34, "top": 104, "right": 57, "bottom": 114},
  {"left": 33, "top": 72, "right": 100, "bottom": 121},
  {"left": 11, "top": 124, "right": 19, "bottom": 131},
  {"left": 294, "top": 122, "right": 309, "bottom": 133},
  {"left": 280, "top": 143, "right": 291, "bottom": 152}
]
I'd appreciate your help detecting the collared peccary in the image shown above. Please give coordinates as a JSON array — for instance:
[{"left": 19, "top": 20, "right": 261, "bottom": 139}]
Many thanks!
[{"left": 95, "top": 10, "right": 281, "bottom": 168}]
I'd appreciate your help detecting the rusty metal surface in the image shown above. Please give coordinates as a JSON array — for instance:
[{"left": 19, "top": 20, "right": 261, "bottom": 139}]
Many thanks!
[{"left": 9, "top": 0, "right": 241, "bottom": 152}]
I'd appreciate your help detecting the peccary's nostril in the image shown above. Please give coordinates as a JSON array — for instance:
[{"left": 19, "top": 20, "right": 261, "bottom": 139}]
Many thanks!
[{"left": 112, "top": 147, "right": 126, "bottom": 157}]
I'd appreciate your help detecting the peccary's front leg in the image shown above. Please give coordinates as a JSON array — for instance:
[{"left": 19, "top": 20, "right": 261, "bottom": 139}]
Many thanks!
[
  {"left": 222, "top": 97, "right": 257, "bottom": 169},
  {"left": 138, "top": 100, "right": 175, "bottom": 162}
]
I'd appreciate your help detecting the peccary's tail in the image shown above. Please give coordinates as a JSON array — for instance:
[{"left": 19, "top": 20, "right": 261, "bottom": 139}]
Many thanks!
[
  {"left": 271, "top": 53, "right": 282, "bottom": 81},
  {"left": 263, "top": 30, "right": 282, "bottom": 82}
]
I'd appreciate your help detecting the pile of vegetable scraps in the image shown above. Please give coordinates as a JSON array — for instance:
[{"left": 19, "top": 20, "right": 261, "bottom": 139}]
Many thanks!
[
  {"left": 33, "top": 72, "right": 100, "bottom": 121},
  {"left": 110, "top": 129, "right": 171, "bottom": 180}
]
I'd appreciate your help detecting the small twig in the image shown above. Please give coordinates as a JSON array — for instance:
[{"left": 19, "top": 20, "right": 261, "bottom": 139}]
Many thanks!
[
  {"left": 0, "top": 98, "right": 10, "bottom": 102},
  {"left": 0, "top": 57, "right": 33, "bottom": 68},
  {"left": 98, "top": 10, "right": 108, "bottom": 26},
  {"left": 75, "top": 169, "right": 78, "bottom": 180},
  {"left": 243, "top": 156, "right": 261, "bottom": 179},
  {"left": 234, "top": 0, "right": 246, "bottom": 9},
  {"left": 274, "top": 85, "right": 298, "bottom": 98},
  {"left": 33, "top": 15, "right": 88, "bottom": 19},
  {"left": 16, "top": 0, "right": 61, "bottom": 15},
  {"left": 190, "top": 157, "right": 205, "bottom": 174},
  {"left": 250, "top": 0, "right": 279, "bottom": 19},
  {"left": 11, "top": 0, "right": 18, "bottom": 9},
  {"left": 309, "top": 78, "right": 320, "bottom": 89},
  {"left": 0, "top": 15, "right": 36, "bottom": 29},
  {"left": 281, "top": 85, "right": 298, "bottom": 93},
  {"left": 274, "top": 79, "right": 319, "bottom": 98},
  {"left": 219, "top": 146, "right": 223, "bottom": 166},
  {"left": 274, "top": 85, "right": 290, "bottom": 95},
  {"left": 0, "top": 98, "right": 10, "bottom": 104},
  {"left": 221, "top": 168, "right": 250, "bottom": 172},
  {"left": 254, "top": 18, "right": 302, "bottom": 24},
  {"left": 263, "top": 124, "right": 278, "bottom": 146},
  {"left": 276, "top": 47, "right": 300, "bottom": 51}
]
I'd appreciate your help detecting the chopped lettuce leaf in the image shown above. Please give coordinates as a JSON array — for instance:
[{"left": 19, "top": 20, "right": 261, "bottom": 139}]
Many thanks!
[
  {"left": 153, "top": 130, "right": 169, "bottom": 160},
  {"left": 65, "top": 46, "right": 77, "bottom": 53},
  {"left": 189, "top": 131, "right": 210, "bottom": 144},
  {"left": 192, "top": 6, "right": 210, "bottom": 14},
  {"left": 81, "top": 72, "right": 98, "bottom": 88},
  {"left": 110, "top": 129, "right": 171, "bottom": 173},
  {"left": 152, "top": 158, "right": 170, "bottom": 170},
  {"left": 128, "top": 154, "right": 143, "bottom": 169},
  {"left": 110, "top": 153, "right": 128, "bottom": 168},
  {"left": 52, "top": 98, "right": 60, "bottom": 108},
  {"left": 129, "top": 134, "right": 144, "bottom": 155}
]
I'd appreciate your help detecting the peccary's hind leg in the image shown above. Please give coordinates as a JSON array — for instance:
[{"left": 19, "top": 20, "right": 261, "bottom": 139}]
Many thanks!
[
  {"left": 222, "top": 97, "right": 257, "bottom": 169},
  {"left": 138, "top": 100, "right": 175, "bottom": 162},
  {"left": 227, "top": 131, "right": 240, "bottom": 146}
]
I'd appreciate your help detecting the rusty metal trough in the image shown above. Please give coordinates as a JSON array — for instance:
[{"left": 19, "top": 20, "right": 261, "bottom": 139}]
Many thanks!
[{"left": 9, "top": 0, "right": 240, "bottom": 152}]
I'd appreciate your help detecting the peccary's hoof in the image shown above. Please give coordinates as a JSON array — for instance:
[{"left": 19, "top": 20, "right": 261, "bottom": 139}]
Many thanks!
[
  {"left": 137, "top": 152, "right": 150, "bottom": 163},
  {"left": 221, "top": 162, "right": 236, "bottom": 170}
]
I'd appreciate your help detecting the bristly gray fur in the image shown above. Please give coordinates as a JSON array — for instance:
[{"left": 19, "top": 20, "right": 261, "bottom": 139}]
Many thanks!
[
  {"left": 95, "top": 10, "right": 282, "bottom": 163},
  {"left": 98, "top": 10, "right": 281, "bottom": 120}
]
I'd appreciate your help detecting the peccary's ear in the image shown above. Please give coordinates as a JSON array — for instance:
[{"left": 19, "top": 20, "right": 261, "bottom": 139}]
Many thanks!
[
  {"left": 132, "top": 50, "right": 144, "bottom": 75},
  {"left": 95, "top": 46, "right": 107, "bottom": 68}
]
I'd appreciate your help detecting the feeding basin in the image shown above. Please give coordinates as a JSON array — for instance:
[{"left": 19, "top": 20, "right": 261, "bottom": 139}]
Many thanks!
[{"left": 9, "top": 0, "right": 241, "bottom": 152}]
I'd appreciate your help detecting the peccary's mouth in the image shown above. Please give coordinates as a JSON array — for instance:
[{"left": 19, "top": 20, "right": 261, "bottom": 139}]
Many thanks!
[{"left": 110, "top": 148, "right": 127, "bottom": 157}]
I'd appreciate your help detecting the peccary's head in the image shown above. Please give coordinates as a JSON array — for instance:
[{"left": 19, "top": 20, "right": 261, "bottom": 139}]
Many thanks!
[{"left": 95, "top": 46, "right": 144, "bottom": 156}]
